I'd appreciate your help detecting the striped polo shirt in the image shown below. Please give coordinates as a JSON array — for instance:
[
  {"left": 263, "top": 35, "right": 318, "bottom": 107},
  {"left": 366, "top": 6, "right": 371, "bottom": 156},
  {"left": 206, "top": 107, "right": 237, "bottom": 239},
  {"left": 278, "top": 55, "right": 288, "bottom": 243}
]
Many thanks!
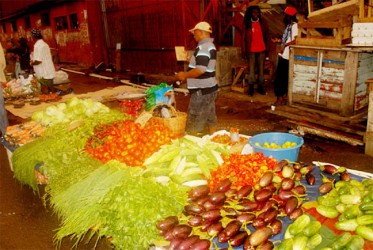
[{"left": 187, "top": 37, "right": 217, "bottom": 89}]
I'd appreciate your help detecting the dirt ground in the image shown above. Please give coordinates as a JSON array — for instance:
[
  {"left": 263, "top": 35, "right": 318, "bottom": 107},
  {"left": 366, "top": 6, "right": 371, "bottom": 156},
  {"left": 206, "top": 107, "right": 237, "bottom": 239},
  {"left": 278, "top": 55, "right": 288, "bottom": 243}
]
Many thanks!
[{"left": 1, "top": 71, "right": 372, "bottom": 250}]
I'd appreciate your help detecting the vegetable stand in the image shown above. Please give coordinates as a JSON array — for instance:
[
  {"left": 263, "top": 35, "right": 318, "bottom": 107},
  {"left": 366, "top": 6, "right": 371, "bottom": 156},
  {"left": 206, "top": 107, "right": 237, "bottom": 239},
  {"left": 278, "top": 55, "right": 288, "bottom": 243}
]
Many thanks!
[{"left": 3, "top": 98, "right": 373, "bottom": 249}]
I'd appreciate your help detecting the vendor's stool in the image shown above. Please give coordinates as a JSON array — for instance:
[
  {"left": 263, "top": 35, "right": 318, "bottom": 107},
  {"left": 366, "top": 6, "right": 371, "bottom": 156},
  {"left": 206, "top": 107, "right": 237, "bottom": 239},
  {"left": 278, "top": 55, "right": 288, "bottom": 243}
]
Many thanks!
[{"left": 231, "top": 64, "right": 249, "bottom": 94}]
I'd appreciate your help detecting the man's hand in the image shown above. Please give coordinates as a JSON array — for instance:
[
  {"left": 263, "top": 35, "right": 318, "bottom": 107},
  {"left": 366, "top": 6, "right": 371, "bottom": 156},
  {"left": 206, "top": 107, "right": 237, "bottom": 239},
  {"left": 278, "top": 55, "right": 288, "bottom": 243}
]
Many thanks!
[{"left": 176, "top": 71, "right": 187, "bottom": 82}]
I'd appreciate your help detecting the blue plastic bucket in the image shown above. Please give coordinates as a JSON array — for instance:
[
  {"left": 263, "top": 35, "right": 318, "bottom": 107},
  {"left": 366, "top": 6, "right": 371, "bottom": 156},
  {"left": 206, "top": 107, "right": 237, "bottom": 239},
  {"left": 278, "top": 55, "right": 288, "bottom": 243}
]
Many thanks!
[{"left": 248, "top": 132, "right": 304, "bottom": 162}]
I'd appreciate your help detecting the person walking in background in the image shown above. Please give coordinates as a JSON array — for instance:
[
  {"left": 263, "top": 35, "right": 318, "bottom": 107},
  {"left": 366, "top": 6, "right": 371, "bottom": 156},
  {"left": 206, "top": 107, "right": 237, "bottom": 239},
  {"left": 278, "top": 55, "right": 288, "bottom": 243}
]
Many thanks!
[
  {"left": 15, "top": 38, "right": 32, "bottom": 74},
  {"left": 4, "top": 39, "right": 18, "bottom": 78},
  {"left": 242, "top": 5, "right": 270, "bottom": 96},
  {"left": 272, "top": 6, "right": 298, "bottom": 106},
  {"left": 30, "top": 28, "right": 56, "bottom": 93},
  {"left": 176, "top": 21, "right": 218, "bottom": 136},
  {"left": 0, "top": 42, "right": 9, "bottom": 136}
]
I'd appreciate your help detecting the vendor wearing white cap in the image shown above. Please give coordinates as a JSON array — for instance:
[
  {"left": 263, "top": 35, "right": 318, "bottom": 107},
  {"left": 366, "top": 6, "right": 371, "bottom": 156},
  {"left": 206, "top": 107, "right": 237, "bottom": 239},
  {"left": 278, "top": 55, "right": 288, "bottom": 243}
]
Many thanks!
[{"left": 176, "top": 21, "right": 218, "bottom": 136}]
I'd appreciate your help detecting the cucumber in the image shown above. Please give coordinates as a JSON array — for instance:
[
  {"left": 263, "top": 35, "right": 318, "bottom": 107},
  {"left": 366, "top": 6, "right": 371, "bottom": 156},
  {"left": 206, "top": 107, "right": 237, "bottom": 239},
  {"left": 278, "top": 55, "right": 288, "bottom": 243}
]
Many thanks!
[
  {"left": 342, "top": 204, "right": 362, "bottom": 219},
  {"left": 307, "top": 233, "right": 322, "bottom": 249},
  {"left": 360, "top": 201, "right": 373, "bottom": 211},
  {"left": 303, "top": 221, "right": 321, "bottom": 237},
  {"left": 289, "top": 214, "right": 311, "bottom": 236},
  {"left": 329, "top": 232, "right": 352, "bottom": 250},
  {"left": 293, "top": 235, "right": 308, "bottom": 250},
  {"left": 334, "top": 219, "right": 358, "bottom": 231},
  {"left": 344, "top": 235, "right": 365, "bottom": 250},
  {"left": 356, "top": 225, "right": 373, "bottom": 241},
  {"left": 356, "top": 214, "right": 373, "bottom": 225},
  {"left": 316, "top": 205, "right": 339, "bottom": 219},
  {"left": 340, "top": 194, "right": 361, "bottom": 205},
  {"left": 275, "top": 238, "right": 293, "bottom": 250}
]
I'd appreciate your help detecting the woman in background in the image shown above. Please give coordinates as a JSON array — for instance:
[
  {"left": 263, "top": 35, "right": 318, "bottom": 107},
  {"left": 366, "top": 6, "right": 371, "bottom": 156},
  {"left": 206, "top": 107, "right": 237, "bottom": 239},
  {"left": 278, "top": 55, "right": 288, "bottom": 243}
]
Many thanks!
[{"left": 273, "top": 6, "right": 298, "bottom": 106}]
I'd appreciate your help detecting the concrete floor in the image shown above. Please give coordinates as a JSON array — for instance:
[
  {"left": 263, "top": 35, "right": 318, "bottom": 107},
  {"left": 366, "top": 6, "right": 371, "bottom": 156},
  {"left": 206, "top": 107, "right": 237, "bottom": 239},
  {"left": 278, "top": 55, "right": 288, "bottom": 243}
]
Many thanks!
[{"left": 1, "top": 71, "right": 372, "bottom": 250}]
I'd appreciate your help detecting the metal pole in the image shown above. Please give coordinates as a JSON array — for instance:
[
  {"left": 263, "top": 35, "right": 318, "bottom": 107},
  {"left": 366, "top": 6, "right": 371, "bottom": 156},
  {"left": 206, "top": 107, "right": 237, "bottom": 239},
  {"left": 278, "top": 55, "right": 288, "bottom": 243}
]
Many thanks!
[{"left": 100, "top": 0, "right": 110, "bottom": 65}]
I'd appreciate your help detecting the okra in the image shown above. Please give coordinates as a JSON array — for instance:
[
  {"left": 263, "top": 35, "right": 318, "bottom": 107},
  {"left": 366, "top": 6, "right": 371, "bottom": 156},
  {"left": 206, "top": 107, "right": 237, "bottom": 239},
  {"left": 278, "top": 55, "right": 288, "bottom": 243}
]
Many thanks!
[
  {"left": 292, "top": 235, "right": 308, "bottom": 250},
  {"left": 360, "top": 201, "right": 373, "bottom": 211},
  {"left": 303, "top": 221, "right": 321, "bottom": 237},
  {"left": 328, "top": 232, "right": 352, "bottom": 250},
  {"left": 334, "top": 219, "right": 358, "bottom": 231},
  {"left": 306, "top": 233, "right": 322, "bottom": 249},
  {"left": 289, "top": 214, "right": 311, "bottom": 236},
  {"left": 344, "top": 235, "right": 365, "bottom": 250},
  {"left": 356, "top": 214, "right": 373, "bottom": 225},
  {"left": 316, "top": 205, "right": 339, "bottom": 219},
  {"left": 356, "top": 225, "right": 373, "bottom": 241}
]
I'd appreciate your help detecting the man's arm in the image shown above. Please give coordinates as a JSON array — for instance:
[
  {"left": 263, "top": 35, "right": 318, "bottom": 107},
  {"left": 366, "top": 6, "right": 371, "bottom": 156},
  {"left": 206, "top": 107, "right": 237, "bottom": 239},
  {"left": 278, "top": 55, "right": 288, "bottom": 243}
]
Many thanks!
[{"left": 176, "top": 68, "right": 205, "bottom": 81}]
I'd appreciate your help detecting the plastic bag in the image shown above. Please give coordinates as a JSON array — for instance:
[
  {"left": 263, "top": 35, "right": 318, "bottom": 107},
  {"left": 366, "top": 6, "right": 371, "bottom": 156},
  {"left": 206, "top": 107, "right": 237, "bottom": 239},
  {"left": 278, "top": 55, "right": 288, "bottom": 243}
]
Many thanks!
[
  {"left": 145, "top": 83, "right": 174, "bottom": 110},
  {"left": 53, "top": 70, "right": 69, "bottom": 84}
]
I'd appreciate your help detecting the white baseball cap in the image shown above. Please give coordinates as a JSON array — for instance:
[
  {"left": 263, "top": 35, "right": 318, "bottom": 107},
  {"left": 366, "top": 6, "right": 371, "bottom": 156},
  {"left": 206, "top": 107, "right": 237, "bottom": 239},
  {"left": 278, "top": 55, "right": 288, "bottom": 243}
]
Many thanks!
[{"left": 189, "top": 21, "right": 212, "bottom": 33}]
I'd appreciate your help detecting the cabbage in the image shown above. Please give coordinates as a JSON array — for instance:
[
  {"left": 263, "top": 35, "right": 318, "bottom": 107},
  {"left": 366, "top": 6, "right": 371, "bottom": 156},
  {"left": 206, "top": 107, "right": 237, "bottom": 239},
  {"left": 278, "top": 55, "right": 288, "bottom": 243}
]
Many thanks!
[
  {"left": 31, "top": 110, "right": 44, "bottom": 121},
  {"left": 57, "top": 103, "right": 67, "bottom": 111},
  {"left": 31, "top": 97, "right": 112, "bottom": 127},
  {"left": 66, "top": 97, "right": 80, "bottom": 108},
  {"left": 45, "top": 106, "right": 59, "bottom": 116},
  {"left": 73, "top": 103, "right": 87, "bottom": 115}
]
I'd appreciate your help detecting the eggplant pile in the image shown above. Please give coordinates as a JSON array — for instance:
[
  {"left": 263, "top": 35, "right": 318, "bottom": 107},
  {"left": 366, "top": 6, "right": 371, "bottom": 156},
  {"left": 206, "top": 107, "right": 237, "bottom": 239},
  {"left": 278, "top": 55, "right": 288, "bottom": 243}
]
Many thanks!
[{"left": 156, "top": 159, "right": 320, "bottom": 250}]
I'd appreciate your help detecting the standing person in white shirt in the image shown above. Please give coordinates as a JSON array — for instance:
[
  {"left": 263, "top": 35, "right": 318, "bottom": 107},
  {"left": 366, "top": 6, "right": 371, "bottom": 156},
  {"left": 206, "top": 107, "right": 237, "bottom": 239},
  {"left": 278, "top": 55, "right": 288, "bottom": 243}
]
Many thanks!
[
  {"left": 272, "top": 6, "right": 298, "bottom": 106},
  {"left": 30, "top": 28, "right": 56, "bottom": 93}
]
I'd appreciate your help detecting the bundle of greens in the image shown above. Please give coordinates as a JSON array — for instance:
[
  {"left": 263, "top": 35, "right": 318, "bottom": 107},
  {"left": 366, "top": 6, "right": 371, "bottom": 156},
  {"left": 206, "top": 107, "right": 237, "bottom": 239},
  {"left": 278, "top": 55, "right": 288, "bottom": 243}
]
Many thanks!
[
  {"left": 11, "top": 107, "right": 126, "bottom": 193},
  {"left": 53, "top": 162, "right": 188, "bottom": 249}
]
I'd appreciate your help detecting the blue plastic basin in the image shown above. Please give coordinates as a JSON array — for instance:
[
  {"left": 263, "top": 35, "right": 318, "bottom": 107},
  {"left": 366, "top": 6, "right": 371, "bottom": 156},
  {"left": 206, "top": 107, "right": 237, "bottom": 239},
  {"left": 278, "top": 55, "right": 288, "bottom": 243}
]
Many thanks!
[{"left": 248, "top": 132, "right": 304, "bottom": 162}]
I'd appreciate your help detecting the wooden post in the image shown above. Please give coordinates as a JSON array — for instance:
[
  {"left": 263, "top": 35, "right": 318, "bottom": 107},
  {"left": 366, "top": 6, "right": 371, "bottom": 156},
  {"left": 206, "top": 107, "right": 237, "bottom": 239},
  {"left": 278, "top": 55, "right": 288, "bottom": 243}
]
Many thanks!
[
  {"left": 341, "top": 51, "right": 358, "bottom": 117},
  {"left": 365, "top": 79, "right": 373, "bottom": 156}
]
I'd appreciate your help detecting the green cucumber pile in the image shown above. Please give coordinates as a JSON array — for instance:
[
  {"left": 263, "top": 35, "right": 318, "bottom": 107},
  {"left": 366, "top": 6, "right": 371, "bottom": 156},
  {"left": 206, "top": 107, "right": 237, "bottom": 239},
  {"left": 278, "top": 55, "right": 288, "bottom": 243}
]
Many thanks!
[
  {"left": 280, "top": 214, "right": 322, "bottom": 250},
  {"left": 316, "top": 178, "right": 373, "bottom": 247}
]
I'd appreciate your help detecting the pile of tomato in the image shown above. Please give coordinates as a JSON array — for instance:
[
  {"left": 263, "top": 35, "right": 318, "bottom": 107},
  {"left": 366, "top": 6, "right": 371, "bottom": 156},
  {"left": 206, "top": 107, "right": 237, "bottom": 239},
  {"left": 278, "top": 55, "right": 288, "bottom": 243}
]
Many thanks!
[
  {"left": 208, "top": 152, "right": 277, "bottom": 190},
  {"left": 119, "top": 99, "right": 145, "bottom": 117},
  {"left": 85, "top": 119, "right": 178, "bottom": 166},
  {"left": 211, "top": 133, "right": 248, "bottom": 146}
]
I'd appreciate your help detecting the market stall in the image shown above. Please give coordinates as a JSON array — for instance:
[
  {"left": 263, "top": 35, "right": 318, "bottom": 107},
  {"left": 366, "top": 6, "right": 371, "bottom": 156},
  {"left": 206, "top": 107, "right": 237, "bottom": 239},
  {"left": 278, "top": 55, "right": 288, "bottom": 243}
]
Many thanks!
[{"left": 2, "top": 86, "right": 373, "bottom": 249}]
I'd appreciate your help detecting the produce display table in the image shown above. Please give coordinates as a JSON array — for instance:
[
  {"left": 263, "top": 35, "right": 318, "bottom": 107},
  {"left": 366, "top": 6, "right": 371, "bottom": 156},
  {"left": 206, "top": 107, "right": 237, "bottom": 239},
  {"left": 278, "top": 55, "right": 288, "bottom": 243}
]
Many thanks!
[
  {"left": 3, "top": 100, "right": 373, "bottom": 249},
  {"left": 5, "top": 85, "right": 146, "bottom": 119}
]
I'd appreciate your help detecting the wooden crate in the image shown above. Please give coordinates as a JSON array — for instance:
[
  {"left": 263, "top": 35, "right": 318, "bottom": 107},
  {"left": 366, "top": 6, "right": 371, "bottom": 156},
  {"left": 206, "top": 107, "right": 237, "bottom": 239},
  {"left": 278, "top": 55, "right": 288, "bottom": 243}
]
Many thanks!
[
  {"left": 288, "top": 45, "right": 373, "bottom": 117},
  {"left": 297, "top": 18, "right": 353, "bottom": 47},
  {"left": 359, "top": 0, "right": 373, "bottom": 22}
]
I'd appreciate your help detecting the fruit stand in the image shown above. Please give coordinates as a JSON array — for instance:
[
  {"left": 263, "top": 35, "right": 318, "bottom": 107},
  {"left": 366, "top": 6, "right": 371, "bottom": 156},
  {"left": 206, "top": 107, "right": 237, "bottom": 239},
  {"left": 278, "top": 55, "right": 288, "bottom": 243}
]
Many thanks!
[{"left": 1, "top": 93, "right": 373, "bottom": 249}]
